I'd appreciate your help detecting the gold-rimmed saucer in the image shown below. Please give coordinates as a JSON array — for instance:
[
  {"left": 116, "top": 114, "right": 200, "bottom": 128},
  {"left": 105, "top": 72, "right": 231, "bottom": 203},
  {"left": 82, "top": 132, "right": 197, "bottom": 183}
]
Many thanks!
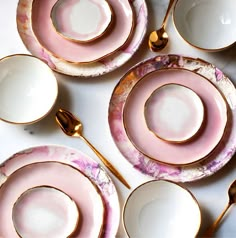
[
  {"left": 144, "top": 83, "right": 205, "bottom": 144},
  {"left": 50, "top": 0, "right": 114, "bottom": 43},
  {"left": 12, "top": 185, "right": 80, "bottom": 238}
]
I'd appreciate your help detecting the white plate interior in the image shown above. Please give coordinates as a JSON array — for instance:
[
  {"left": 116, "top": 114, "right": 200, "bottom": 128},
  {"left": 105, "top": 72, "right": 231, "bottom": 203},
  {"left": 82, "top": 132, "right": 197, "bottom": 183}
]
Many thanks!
[
  {"left": 12, "top": 186, "right": 79, "bottom": 238},
  {"left": 173, "top": 0, "right": 236, "bottom": 50},
  {"left": 123, "top": 180, "right": 201, "bottom": 238},
  {"left": 144, "top": 83, "right": 204, "bottom": 143}
]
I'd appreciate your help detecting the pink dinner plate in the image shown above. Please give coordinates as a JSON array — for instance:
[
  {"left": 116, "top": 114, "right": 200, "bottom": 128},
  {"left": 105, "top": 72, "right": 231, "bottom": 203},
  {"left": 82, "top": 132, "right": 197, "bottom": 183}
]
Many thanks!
[
  {"left": 31, "top": 0, "right": 134, "bottom": 63},
  {"left": 123, "top": 68, "right": 227, "bottom": 165},
  {"left": 0, "top": 145, "right": 120, "bottom": 238},
  {"left": 16, "top": 0, "right": 147, "bottom": 76},
  {"left": 108, "top": 55, "right": 236, "bottom": 182}
]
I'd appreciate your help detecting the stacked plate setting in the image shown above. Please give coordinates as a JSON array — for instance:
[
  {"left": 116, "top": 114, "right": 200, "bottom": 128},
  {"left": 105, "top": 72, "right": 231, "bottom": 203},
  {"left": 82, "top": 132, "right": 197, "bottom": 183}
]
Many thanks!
[
  {"left": 16, "top": 0, "right": 148, "bottom": 77},
  {"left": 0, "top": 145, "right": 120, "bottom": 237},
  {"left": 108, "top": 54, "right": 236, "bottom": 182}
]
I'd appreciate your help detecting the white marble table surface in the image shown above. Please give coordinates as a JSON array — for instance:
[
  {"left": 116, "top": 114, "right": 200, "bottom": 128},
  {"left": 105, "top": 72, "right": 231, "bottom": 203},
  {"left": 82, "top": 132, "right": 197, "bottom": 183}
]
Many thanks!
[{"left": 0, "top": 0, "right": 236, "bottom": 237}]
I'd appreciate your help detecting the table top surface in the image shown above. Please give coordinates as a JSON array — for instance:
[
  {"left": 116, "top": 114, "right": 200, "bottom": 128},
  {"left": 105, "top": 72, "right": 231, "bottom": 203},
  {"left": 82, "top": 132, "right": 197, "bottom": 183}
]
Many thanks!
[{"left": 0, "top": 0, "right": 236, "bottom": 237}]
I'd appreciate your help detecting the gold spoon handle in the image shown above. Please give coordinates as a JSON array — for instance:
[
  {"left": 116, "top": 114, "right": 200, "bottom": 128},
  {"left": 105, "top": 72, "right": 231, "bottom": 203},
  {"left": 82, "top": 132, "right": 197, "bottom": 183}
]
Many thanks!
[
  {"left": 81, "top": 135, "right": 131, "bottom": 189},
  {"left": 161, "top": 0, "right": 175, "bottom": 28},
  {"left": 204, "top": 203, "right": 231, "bottom": 237}
]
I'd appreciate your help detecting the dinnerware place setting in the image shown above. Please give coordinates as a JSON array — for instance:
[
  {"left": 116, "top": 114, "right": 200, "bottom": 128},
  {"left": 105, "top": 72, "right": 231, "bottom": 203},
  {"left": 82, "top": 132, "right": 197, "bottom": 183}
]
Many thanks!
[
  {"left": 17, "top": 0, "right": 148, "bottom": 76},
  {"left": 0, "top": 0, "right": 236, "bottom": 237}
]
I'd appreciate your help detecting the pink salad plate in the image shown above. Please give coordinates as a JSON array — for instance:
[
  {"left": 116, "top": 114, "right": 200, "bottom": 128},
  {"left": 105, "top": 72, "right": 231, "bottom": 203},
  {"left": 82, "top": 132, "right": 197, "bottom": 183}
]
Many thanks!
[
  {"left": 123, "top": 68, "right": 227, "bottom": 166},
  {"left": 108, "top": 55, "right": 236, "bottom": 182},
  {"left": 17, "top": 0, "right": 148, "bottom": 76},
  {"left": 0, "top": 145, "right": 120, "bottom": 238}
]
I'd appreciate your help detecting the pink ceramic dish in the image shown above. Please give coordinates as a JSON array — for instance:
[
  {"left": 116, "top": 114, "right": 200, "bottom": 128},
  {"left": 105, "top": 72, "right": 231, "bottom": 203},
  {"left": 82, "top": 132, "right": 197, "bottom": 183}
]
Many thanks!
[
  {"left": 12, "top": 186, "right": 80, "bottom": 238},
  {"left": 51, "top": 0, "right": 113, "bottom": 43},
  {"left": 16, "top": 0, "right": 147, "bottom": 77},
  {"left": 123, "top": 68, "right": 227, "bottom": 166},
  {"left": 31, "top": 0, "right": 134, "bottom": 63},
  {"left": 0, "top": 145, "right": 120, "bottom": 238},
  {"left": 144, "top": 83, "right": 205, "bottom": 143},
  {"left": 108, "top": 55, "right": 236, "bottom": 182},
  {"left": 0, "top": 162, "right": 105, "bottom": 238}
]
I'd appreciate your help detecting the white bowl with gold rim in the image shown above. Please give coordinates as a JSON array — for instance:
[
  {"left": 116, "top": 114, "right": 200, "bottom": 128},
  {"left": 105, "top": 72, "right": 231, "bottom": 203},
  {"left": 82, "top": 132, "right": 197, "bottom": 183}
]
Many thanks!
[
  {"left": 173, "top": 0, "right": 236, "bottom": 51},
  {"left": 123, "top": 180, "right": 201, "bottom": 238},
  {"left": 0, "top": 54, "right": 58, "bottom": 125}
]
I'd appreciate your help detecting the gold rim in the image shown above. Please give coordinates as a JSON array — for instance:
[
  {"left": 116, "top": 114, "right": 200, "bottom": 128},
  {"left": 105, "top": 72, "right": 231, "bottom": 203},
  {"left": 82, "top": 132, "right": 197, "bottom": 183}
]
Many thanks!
[
  {"left": 172, "top": 0, "right": 236, "bottom": 52},
  {"left": 31, "top": 0, "right": 136, "bottom": 64},
  {"left": 122, "top": 66, "right": 229, "bottom": 167},
  {"left": 122, "top": 179, "right": 202, "bottom": 238},
  {"left": 0, "top": 54, "right": 58, "bottom": 125}
]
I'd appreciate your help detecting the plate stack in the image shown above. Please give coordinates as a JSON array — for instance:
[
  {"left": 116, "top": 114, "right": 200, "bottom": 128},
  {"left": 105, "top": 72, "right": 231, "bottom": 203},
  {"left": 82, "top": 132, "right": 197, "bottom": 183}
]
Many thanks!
[
  {"left": 0, "top": 145, "right": 120, "bottom": 237},
  {"left": 108, "top": 55, "right": 236, "bottom": 182},
  {"left": 16, "top": 0, "right": 148, "bottom": 77}
]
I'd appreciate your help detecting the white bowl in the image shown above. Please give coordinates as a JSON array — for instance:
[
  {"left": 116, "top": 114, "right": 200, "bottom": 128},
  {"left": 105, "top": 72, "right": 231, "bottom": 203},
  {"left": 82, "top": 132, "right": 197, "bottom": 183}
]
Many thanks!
[
  {"left": 123, "top": 180, "right": 201, "bottom": 238},
  {"left": 0, "top": 54, "right": 58, "bottom": 124},
  {"left": 173, "top": 0, "right": 236, "bottom": 51}
]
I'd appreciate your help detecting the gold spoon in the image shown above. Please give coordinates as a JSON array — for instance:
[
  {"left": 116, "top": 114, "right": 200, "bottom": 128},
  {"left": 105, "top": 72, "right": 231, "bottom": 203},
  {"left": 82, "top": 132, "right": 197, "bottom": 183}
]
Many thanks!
[
  {"left": 148, "top": 0, "right": 175, "bottom": 52},
  {"left": 55, "top": 108, "right": 131, "bottom": 189},
  {"left": 204, "top": 180, "right": 236, "bottom": 237}
]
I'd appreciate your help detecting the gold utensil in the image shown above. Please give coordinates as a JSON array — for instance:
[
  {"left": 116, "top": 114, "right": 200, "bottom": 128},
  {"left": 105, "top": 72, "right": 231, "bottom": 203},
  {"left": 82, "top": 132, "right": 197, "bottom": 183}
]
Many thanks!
[
  {"left": 204, "top": 180, "right": 236, "bottom": 237},
  {"left": 148, "top": 0, "right": 175, "bottom": 52},
  {"left": 55, "top": 108, "right": 131, "bottom": 189}
]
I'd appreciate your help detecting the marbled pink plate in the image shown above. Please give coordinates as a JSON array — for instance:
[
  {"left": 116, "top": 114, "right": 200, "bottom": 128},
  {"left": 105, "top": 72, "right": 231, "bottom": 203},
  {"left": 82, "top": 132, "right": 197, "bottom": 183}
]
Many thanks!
[
  {"left": 0, "top": 145, "right": 120, "bottom": 238},
  {"left": 31, "top": 0, "right": 133, "bottom": 63},
  {"left": 109, "top": 55, "right": 236, "bottom": 181},
  {"left": 123, "top": 69, "right": 227, "bottom": 166},
  {"left": 16, "top": 0, "right": 147, "bottom": 76}
]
